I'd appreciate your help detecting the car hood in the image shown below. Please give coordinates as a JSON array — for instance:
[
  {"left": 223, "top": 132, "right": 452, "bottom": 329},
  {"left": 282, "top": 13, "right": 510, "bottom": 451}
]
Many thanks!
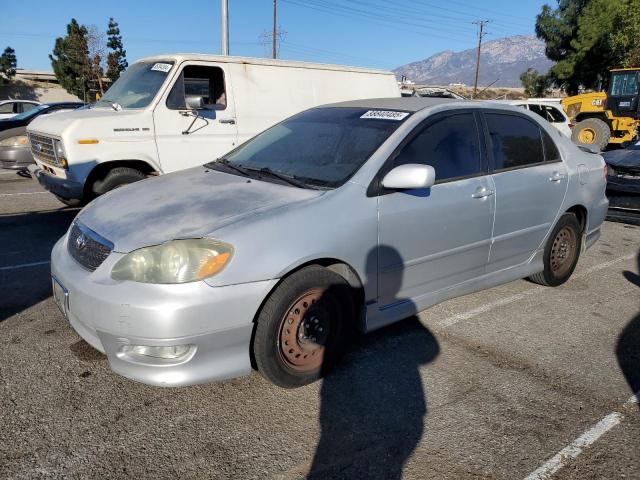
[
  {"left": 77, "top": 166, "right": 324, "bottom": 252},
  {"left": 603, "top": 145, "right": 640, "bottom": 170}
]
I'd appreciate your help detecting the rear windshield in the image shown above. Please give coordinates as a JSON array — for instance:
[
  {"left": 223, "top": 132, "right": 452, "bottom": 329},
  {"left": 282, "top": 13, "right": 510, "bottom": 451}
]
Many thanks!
[{"left": 220, "top": 107, "right": 410, "bottom": 188}]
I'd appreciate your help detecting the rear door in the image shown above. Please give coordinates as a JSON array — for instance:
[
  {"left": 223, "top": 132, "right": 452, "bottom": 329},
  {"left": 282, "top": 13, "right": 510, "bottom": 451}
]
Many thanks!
[
  {"left": 153, "top": 62, "right": 238, "bottom": 173},
  {"left": 482, "top": 110, "right": 568, "bottom": 272},
  {"left": 377, "top": 110, "right": 494, "bottom": 307}
]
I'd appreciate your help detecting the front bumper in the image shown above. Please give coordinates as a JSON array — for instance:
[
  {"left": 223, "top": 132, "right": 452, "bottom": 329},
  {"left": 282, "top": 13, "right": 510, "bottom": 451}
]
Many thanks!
[
  {"left": 51, "top": 235, "right": 278, "bottom": 387},
  {"left": 27, "top": 163, "right": 84, "bottom": 200},
  {"left": 0, "top": 146, "right": 33, "bottom": 169}
]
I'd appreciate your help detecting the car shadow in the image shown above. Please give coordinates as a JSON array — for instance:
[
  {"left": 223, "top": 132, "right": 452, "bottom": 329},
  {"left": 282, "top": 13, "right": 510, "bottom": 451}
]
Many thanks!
[
  {"left": 616, "top": 250, "right": 640, "bottom": 408},
  {"left": 0, "top": 208, "right": 78, "bottom": 322},
  {"left": 307, "top": 246, "right": 440, "bottom": 479}
]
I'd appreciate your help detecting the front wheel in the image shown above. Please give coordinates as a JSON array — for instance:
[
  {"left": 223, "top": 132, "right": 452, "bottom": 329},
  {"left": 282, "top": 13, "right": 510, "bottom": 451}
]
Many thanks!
[
  {"left": 529, "top": 213, "right": 582, "bottom": 287},
  {"left": 252, "top": 265, "right": 355, "bottom": 388}
]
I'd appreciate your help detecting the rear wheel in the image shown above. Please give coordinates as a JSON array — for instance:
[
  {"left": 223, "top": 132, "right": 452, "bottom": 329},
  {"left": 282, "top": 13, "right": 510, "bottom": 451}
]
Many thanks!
[
  {"left": 529, "top": 213, "right": 582, "bottom": 287},
  {"left": 571, "top": 118, "right": 610, "bottom": 151},
  {"left": 253, "top": 265, "right": 355, "bottom": 388}
]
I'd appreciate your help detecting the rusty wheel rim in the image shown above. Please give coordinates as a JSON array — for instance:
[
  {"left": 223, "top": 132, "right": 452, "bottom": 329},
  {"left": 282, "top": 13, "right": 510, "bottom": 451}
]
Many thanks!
[
  {"left": 550, "top": 226, "right": 577, "bottom": 277},
  {"left": 278, "top": 288, "right": 330, "bottom": 373}
]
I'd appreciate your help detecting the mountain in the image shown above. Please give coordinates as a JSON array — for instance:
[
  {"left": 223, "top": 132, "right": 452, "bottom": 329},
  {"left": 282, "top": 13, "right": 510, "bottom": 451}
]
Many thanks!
[{"left": 393, "top": 35, "right": 553, "bottom": 88}]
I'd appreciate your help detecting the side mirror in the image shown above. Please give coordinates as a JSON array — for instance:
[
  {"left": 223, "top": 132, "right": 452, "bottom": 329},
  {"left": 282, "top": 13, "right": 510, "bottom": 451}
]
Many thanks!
[
  {"left": 381, "top": 164, "right": 436, "bottom": 190},
  {"left": 185, "top": 96, "right": 205, "bottom": 110}
]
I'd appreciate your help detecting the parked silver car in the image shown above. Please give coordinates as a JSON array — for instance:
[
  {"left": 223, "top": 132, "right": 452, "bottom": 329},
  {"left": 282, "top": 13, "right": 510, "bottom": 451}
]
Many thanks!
[{"left": 50, "top": 98, "right": 609, "bottom": 388}]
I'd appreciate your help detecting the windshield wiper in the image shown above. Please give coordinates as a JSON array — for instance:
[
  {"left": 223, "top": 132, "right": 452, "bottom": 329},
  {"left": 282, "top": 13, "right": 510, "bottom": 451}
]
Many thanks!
[
  {"left": 245, "top": 166, "right": 311, "bottom": 189},
  {"left": 205, "top": 158, "right": 251, "bottom": 177}
]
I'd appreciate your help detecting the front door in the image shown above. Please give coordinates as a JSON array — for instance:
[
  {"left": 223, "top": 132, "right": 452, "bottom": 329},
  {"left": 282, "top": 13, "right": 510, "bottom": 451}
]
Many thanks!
[
  {"left": 482, "top": 111, "right": 568, "bottom": 271},
  {"left": 377, "top": 111, "right": 494, "bottom": 309},
  {"left": 154, "top": 63, "right": 238, "bottom": 173}
]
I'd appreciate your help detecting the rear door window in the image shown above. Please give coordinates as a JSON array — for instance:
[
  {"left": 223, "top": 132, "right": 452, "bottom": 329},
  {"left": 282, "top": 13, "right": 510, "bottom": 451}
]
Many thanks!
[
  {"left": 484, "top": 113, "right": 545, "bottom": 170},
  {"left": 0, "top": 103, "right": 13, "bottom": 114},
  {"left": 393, "top": 112, "right": 484, "bottom": 183}
]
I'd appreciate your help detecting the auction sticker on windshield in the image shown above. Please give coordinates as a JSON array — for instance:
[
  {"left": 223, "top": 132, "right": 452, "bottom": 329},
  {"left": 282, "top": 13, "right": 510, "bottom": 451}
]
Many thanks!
[
  {"left": 360, "top": 110, "right": 410, "bottom": 121},
  {"left": 151, "top": 63, "right": 172, "bottom": 73}
]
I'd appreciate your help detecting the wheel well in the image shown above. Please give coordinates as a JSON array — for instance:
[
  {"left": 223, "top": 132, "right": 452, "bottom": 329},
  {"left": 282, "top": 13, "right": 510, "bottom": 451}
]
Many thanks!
[
  {"left": 565, "top": 205, "right": 588, "bottom": 233},
  {"left": 84, "top": 160, "right": 157, "bottom": 199},
  {"left": 575, "top": 112, "right": 610, "bottom": 126}
]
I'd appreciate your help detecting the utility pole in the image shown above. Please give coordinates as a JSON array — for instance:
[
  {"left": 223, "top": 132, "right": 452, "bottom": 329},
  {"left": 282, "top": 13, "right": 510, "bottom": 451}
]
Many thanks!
[
  {"left": 221, "top": 0, "right": 229, "bottom": 56},
  {"left": 472, "top": 20, "right": 490, "bottom": 98},
  {"left": 272, "top": 0, "right": 277, "bottom": 59}
]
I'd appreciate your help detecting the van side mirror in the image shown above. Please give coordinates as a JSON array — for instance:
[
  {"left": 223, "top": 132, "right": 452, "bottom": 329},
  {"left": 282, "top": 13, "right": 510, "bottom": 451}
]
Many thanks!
[
  {"left": 381, "top": 164, "right": 436, "bottom": 190},
  {"left": 185, "top": 96, "right": 205, "bottom": 110}
]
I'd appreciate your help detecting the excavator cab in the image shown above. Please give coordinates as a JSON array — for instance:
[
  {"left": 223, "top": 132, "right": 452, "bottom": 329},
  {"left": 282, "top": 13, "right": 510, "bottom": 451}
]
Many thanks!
[{"left": 607, "top": 69, "right": 640, "bottom": 119}]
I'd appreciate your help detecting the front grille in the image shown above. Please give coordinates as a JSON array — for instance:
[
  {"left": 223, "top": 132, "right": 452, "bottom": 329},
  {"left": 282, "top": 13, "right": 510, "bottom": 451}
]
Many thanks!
[
  {"left": 29, "top": 133, "right": 58, "bottom": 165},
  {"left": 67, "top": 223, "right": 113, "bottom": 271}
]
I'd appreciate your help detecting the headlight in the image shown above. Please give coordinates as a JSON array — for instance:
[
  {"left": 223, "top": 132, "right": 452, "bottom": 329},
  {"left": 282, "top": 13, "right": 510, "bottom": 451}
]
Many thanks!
[
  {"left": 0, "top": 135, "right": 28, "bottom": 147},
  {"left": 53, "top": 139, "right": 67, "bottom": 167},
  {"left": 111, "top": 239, "right": 233, "bottom": 284}
]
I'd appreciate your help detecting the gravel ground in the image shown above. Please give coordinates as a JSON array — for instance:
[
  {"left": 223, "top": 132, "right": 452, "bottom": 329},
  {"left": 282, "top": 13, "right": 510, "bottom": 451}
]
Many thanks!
[{"left": 0, "top": 171, "right": 638, "bottom": 480}]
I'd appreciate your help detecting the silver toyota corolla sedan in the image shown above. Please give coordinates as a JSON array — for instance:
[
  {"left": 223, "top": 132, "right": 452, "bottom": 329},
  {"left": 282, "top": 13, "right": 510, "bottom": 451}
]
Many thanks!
[{"left": 50, "top": 98, "right": 609, "bottom": 388}]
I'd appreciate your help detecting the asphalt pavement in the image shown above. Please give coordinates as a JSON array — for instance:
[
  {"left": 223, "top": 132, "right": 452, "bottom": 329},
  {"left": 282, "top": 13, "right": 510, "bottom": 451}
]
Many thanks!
[{"left": 0, "top": 170, "right": 638, "bottom": 480}]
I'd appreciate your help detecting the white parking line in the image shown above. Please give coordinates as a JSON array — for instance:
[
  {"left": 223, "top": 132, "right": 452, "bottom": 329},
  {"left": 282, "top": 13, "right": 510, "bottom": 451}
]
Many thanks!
[
  {"left": 0, "top": 192, "right": 47, "bottom": 197},
  {"left": 624, "top": 392, "right": 639, "bottom": 407},
  {"left": 439, "top": 253, "right": 637, "bottom": 328},
  {"left": 524, "top": 412, "right": 623, "bottom": 480},
  {"left": 0, "top": 260, "right": 50, "bottom": 271}
]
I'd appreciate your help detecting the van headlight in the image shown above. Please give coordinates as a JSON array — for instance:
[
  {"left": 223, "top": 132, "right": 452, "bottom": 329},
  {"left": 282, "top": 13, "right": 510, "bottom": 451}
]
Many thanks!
[
  {"left": 111, "top": 239, "right": 233, "bottom": 284},
  {"left": 53, "top": 139, "right": 67, "bottom": 167}
]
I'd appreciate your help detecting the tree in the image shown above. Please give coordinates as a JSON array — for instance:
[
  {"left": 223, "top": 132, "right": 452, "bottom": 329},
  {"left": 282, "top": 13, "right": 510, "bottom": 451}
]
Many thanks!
[
  {"left": 0, "top": 47, "right": 17, "bottom": 86},
  {"left": 535, "top": 0, "right": 638, "bottom": 94},
  {"left": 520, "top": 68, "right": 551, "bottom": 97},
  {"left": 50, "top": 19, "right": 92, "bottom": 100},
  {"left": 106, "top": 18, "right": 127, "bottom": 82}
]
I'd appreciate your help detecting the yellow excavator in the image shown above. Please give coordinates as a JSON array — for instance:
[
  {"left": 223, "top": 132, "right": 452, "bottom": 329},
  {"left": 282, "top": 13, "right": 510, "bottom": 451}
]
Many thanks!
[{"left": 561, "top": 68, "right": 640, "bottom": 150}]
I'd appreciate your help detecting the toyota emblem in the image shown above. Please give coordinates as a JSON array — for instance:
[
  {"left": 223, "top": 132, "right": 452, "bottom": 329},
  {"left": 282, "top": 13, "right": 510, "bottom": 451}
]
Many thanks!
[{"left": 75, "top": 233, "right": 87, "bottom": 250}]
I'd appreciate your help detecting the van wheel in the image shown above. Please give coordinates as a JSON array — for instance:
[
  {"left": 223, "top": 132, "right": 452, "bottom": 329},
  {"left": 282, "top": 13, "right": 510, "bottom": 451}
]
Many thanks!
[
  {"left": 571, "top": 118, "right": 610, "bottom": 151},
  {"left": 253, "top": 265, "right": 355, "bottom": 388},
  {"left": 92, "top": 167, "right": 146, "bottom": 195},
  {"left": 529, "top": 213, "right": 582, "bottom": 287}
]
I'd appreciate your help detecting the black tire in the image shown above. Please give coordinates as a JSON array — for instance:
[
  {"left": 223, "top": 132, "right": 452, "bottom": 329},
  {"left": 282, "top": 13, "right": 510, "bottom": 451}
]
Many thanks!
[
  {"left": 91, "top": 167, "right": 146, "bottom": 196},
  {"left": 253, "top": 265, "right": 355, "bottom": 388},
  {"left": 529, "top": 213, "right": 582, "bottom": 287},
  {"left": 571, "top": 118, "right": 611, "bottom": 151},
  {"left": 53, "top": 194, "right": 85, "bottom": 207}
]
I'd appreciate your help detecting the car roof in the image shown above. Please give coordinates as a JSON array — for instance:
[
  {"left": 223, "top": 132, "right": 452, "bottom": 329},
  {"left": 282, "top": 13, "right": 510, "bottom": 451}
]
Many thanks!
[{"left": 319, "top": 97, "right": 462, "bottom": 112}]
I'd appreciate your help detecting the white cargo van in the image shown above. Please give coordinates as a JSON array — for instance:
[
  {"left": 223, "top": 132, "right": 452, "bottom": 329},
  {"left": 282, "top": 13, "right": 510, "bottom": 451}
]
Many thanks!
[{"left": 27, "top": 54, "right": 400, "bottom": 204}]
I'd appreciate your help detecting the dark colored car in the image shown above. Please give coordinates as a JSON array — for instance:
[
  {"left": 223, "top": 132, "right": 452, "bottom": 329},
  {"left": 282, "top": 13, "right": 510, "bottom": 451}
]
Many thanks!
[
  {"left": 603, "top": 144, "right": 640, "bottom": 224},
  {"left": 0, "top": 102, "right": 85, "bottom": 170}
]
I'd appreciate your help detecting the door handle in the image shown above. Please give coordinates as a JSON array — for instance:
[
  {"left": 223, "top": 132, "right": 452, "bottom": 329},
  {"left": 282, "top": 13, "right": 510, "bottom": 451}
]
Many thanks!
[
  {"left": 219, "top": 118, "right": 236, "bottom": 124},
  {"left": 549, "top": 171, "right": 566, "bottom": 182},
  {"left": 471, "top": 187, "right": 495, "bottom": 199}
]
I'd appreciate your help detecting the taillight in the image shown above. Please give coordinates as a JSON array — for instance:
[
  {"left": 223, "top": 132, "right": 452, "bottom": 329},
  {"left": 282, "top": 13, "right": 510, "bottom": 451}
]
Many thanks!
[{"left": 603, "top": 164, "right": 608, "bottom": 178}]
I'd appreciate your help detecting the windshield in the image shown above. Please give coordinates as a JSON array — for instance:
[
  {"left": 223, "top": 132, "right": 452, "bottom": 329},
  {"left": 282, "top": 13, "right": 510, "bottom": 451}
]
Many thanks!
[
  {"left": 219, "top": 107, "right": 409, "bottom": 188},
  {"left": 95, "top": 61, "right": 174, "bottom": 109},
  {"left": 610, "top": 72, "right": 639, "bottom": 96},
  {"left": 12, "top": 104, "right": 48, "bottom": 121}
]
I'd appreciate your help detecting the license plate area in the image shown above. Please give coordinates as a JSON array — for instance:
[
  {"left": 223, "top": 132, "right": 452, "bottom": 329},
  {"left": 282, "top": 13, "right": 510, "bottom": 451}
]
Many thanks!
[{"left": 52, "top": 276, "right": 69, "bottom": 318}]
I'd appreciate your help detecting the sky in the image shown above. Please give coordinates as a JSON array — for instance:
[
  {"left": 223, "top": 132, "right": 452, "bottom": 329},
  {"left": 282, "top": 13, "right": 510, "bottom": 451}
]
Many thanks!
[{"left": 1, "top": 0, "right": 551, "bottom": 72}]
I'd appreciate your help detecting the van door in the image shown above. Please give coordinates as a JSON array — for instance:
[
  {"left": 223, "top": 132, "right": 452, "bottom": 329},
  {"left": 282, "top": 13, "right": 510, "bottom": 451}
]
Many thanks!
[{"left": 153, "top": 63, "right": 238, "bottom": 173}]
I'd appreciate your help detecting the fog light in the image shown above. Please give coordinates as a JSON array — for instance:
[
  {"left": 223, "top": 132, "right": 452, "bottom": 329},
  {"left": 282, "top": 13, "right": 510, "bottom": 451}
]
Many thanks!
[{"left": 129, "top": 344, "right": 192, "bottom": 359}]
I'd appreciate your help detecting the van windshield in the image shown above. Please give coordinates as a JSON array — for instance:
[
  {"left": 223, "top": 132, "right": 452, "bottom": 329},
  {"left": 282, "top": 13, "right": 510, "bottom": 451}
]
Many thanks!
[
  {"left": 212, "top": 107, "right": 409, "bottom": 188},
  {"left": 96, "top": 61, "right": 174, "bottom": 109}
]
